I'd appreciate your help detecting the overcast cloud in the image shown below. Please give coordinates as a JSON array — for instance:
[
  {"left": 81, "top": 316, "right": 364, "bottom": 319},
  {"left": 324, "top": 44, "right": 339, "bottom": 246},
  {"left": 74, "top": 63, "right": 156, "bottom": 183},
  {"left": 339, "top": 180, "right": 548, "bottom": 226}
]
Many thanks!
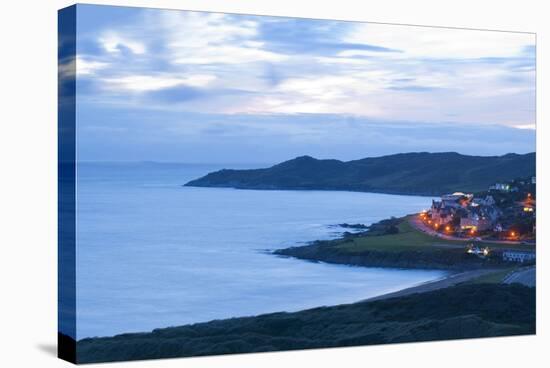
[{"left": 72, "top": 5, "right": 536, "bottom": 163}]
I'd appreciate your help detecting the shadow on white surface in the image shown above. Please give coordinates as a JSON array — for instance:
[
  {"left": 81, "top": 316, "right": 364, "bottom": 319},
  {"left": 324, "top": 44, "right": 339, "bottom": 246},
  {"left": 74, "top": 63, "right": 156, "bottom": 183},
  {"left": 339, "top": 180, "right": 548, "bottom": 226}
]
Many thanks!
[{"left": 36, "top": 344, "right": 57, "bottom": 357}]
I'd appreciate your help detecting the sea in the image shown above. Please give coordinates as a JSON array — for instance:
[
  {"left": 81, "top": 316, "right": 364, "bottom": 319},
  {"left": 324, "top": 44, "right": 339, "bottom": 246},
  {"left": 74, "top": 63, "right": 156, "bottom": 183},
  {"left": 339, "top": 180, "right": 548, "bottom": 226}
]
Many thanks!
[{"left": 75, "top": 162, "right": 447, "bottom": 339}]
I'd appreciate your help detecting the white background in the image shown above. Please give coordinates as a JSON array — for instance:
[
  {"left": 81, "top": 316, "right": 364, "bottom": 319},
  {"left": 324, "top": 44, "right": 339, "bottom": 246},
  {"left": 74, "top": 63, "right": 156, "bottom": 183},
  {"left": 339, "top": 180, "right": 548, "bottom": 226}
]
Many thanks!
[{"left": 0, "top": 0, "right": 547, "bottom": 367}]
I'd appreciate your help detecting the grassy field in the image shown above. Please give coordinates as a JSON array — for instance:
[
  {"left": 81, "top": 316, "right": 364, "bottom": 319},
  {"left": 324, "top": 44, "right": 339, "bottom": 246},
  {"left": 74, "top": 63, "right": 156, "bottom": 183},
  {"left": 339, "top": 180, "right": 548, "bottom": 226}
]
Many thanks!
[
  {"left": 334, "top": 216, "right": 534, "bottom": 253},
  {"left": 336, "top": 217, "right": 486, "bottom": 252}
]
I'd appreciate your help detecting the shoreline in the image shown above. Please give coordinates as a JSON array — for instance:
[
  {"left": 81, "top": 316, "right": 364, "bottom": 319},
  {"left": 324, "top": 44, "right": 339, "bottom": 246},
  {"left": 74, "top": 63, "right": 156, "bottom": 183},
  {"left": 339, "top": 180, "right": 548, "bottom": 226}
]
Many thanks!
[
  {"left": 73, "top": 216, "right": 534, "bottom": 363},
  {"left": 74, "top": 264, "right": 453, "bottom": 341},
  {"left": 76, "top": 281, "right": 535, "bottom": 363},
  {"left": 74, "top": 214, "right": 533, "bottom": 358},
  {"left": 361, "top": 268, "right": 500, "bottom": 302},
  {"left": 274, "top": 216, "right": 521, "bottom": 271},
  {"left": 73, "top": 267, "right": 522, "bottom": 343},
  {"left": 184, "top": 183, "right": 440, "bottom": 197},
  {"left": 74, "top": 231, "right": 507, "bottom": 343}
]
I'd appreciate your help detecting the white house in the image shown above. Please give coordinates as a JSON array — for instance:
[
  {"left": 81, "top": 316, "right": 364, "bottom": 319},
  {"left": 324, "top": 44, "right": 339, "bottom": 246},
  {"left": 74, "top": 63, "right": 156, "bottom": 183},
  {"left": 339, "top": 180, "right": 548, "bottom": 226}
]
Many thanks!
[
  {"left": 490, "top": 183, "right": 511, "bottom": 192},
  {"left": 502, "top": 251, "right": 536, "bottom": 263}
]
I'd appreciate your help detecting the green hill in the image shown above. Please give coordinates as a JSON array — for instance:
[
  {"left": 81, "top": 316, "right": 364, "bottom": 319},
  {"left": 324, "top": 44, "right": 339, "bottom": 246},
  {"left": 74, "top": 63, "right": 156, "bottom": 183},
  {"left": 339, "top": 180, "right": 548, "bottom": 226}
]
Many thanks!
[{"left": 185, "top": 152, "right": 536, "bottom": 195}]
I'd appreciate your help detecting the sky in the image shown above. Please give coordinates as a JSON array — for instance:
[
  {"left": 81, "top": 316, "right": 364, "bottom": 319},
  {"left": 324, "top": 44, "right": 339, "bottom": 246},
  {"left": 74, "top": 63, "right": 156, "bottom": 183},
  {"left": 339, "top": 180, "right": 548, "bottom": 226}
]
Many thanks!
[{"left": 71, "top": 4, "right": 536, "bottom": 163}]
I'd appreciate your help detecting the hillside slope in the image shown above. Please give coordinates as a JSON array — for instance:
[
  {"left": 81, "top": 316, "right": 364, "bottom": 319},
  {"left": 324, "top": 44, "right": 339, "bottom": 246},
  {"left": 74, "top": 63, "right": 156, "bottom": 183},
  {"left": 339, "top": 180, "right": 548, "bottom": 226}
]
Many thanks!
[{"left": 185, "top": 152, "right": 535, "bottom": 195}]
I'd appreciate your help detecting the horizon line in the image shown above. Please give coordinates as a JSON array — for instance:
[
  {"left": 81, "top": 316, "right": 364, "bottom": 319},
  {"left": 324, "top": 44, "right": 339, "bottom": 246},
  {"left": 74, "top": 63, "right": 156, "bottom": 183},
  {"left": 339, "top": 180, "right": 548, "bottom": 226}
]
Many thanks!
[{"left": 76, "top": 150, "right": 536, "bottom": 166}]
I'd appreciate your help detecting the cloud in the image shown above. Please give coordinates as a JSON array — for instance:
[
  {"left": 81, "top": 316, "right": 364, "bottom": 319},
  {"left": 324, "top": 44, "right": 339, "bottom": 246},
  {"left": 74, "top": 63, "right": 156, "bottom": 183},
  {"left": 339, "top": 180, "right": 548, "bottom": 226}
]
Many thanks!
[
  {"left": 75, "top": 107, "right": 536, "bottom": 163},
  {"left": 99, "top": 32, "right": 146, "bottom": 54},
  {"left": 77, "top": 56, "right": 109, "bottom": 76},
  {"left": 59, "top": 56, "right": 109, "bottom": 79},
  {"left": 345, "top": 23, "right": 534, "bottom": 59},
  {"left": 173, "top": 45, "right": 287, "bottom": 65},
  {"left": 155, "top": 10, "right": 288, "bottom": 65},
  {"left": 257, "top": 18, "right": 399, "bottom": 55},
  {"left": 237, "top": 74, "right": 386, "bottom": 115},
  {"left": 73, "top": 6, "right": 536, "bottom": 130},
  {"left": 512, "top": 124, "right": 536, "bottom": 130},
  {"left": 145, "top": 86, "right": 205, "bottom": 103},
  {"left": 101, "top": 74, "right": 216, "bottom": 92},
  {"left": 389, "top": 85, "right": 439, "bottom": 92},
  {"left": 58, "top": 57, "right": 76, "bottom": 79}
]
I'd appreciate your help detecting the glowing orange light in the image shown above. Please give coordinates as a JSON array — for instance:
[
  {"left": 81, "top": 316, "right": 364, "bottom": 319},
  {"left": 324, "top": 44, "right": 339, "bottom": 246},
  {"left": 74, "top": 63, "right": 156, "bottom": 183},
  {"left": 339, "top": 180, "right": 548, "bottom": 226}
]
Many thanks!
[
  {"left": 445, "top": 226, "right": 451, "bottom": 232},
  {"left": 510, "top": 231, "right": 516, "bottom": 237}
]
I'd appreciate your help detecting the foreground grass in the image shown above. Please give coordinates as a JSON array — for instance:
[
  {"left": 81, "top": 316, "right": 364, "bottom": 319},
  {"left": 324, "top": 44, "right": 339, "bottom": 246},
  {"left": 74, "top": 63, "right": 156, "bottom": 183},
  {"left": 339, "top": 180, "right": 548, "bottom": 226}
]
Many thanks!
[{"left": 77, "top": 283, "right": 535, "bottom": 364}]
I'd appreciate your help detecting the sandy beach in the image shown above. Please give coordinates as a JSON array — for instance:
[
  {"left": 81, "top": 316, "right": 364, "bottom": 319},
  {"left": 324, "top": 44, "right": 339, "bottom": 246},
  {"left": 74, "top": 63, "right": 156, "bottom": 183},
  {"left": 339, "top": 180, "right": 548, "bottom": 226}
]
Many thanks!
[{"left": 364, "top": 268, "right": 501, "bottom": 302}]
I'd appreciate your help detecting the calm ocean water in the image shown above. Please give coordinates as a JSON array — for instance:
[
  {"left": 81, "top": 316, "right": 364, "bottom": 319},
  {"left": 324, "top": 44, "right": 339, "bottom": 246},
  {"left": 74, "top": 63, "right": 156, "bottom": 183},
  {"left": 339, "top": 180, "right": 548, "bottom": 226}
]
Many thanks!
[{"left": 76, "top": 162, "right": 446, "bottom": 339}]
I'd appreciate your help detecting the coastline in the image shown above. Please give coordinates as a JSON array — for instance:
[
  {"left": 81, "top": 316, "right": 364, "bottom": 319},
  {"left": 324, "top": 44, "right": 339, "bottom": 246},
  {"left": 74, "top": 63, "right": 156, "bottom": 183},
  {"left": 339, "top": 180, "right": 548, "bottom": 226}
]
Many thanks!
[
  {"left": 361, "top": 268, "right": 500, "bottom": 302},
  {"left": 274, "top": 216, "right": 513, "bottom": 271},
  {"left": 73, "top": 212, "right": 534, "bottom": 363},
  {"left": 76, "top": 281, "right": 535, "bottom": 363},
  {"left": 184, "top": 183, "right": 440, "bottom": 197}
]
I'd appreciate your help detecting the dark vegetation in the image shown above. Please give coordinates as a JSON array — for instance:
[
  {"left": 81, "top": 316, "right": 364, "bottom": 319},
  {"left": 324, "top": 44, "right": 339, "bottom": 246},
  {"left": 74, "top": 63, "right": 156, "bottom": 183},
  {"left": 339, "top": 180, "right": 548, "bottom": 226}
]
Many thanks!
[
  {"left": 276, "top": 241, "right": 505, "bottom": 271},
  {"left": 363, "top": 216, "right": 401, "bottom": 235},
  {"left": 58, "top": 333, "right": 76, "bottom": 364},
  {"left": 185, "top": 152, "right": 535, "bottom": 196},
  {"left": 76, "top": 283, "right": 535, "bottom": 364},
  {"left": 338, "top": 223, "right": 369, "bottom": 229}
]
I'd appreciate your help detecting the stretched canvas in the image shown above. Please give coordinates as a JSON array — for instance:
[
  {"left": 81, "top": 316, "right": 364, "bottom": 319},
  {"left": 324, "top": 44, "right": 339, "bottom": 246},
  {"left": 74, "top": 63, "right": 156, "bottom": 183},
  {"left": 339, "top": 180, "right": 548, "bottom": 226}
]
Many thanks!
[{"left": 58, "top": 4, "right": 536, "bottom": 364}]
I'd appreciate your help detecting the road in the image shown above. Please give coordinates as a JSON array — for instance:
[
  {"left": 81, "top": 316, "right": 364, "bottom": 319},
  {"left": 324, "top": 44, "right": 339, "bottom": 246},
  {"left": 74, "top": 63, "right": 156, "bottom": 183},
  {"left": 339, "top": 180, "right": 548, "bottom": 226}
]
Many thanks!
[{"left": 503, "top": 266, "right": 536, "bottom": 287}]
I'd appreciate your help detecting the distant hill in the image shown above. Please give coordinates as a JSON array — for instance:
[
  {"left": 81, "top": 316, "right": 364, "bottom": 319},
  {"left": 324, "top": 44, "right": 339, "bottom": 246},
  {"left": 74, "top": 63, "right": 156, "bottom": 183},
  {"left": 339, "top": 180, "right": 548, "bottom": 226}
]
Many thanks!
[{"left": 185, "top": 152, "right": 536, "bottom": 196}]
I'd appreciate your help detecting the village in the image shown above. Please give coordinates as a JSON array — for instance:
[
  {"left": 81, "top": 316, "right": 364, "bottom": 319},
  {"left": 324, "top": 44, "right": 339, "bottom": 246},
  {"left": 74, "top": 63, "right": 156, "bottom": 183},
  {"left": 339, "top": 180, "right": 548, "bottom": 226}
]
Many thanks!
[{"left": 417, "top": 176, "right": 536, "bottom": 263}]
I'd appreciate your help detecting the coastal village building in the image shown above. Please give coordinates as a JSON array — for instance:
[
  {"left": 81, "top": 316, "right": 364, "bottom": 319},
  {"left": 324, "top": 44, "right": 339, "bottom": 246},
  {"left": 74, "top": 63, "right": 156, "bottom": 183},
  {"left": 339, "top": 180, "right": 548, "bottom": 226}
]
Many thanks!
[
  {"left": 430, "top": 202, "right": 453, "bottom": 226},
  {"left": 502, "top": 250, "right": 536, "bottom": 263},
  {"left": 430, "top": 193, "right": 499, "bottom": 231},
  {"left": 459, "top": 207, "right": 499, "bottom": 231},
  {"left": 489, "top": 183, "right": 519, "bottom": 193},
  {"left": 430, "top": 193, "right": 468, "bottom": 226},
  {"left": 522, "top": 194, "right": 536, "bottom": 214},
  {"left": 428, "top": 178, "right": 535, "bottom": 237},
  {"left": 473, "top": 195, "right": 495, "bottom": 207},
  {"left": 489, "top": 183, "right": 511, "bottom": 191}
]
